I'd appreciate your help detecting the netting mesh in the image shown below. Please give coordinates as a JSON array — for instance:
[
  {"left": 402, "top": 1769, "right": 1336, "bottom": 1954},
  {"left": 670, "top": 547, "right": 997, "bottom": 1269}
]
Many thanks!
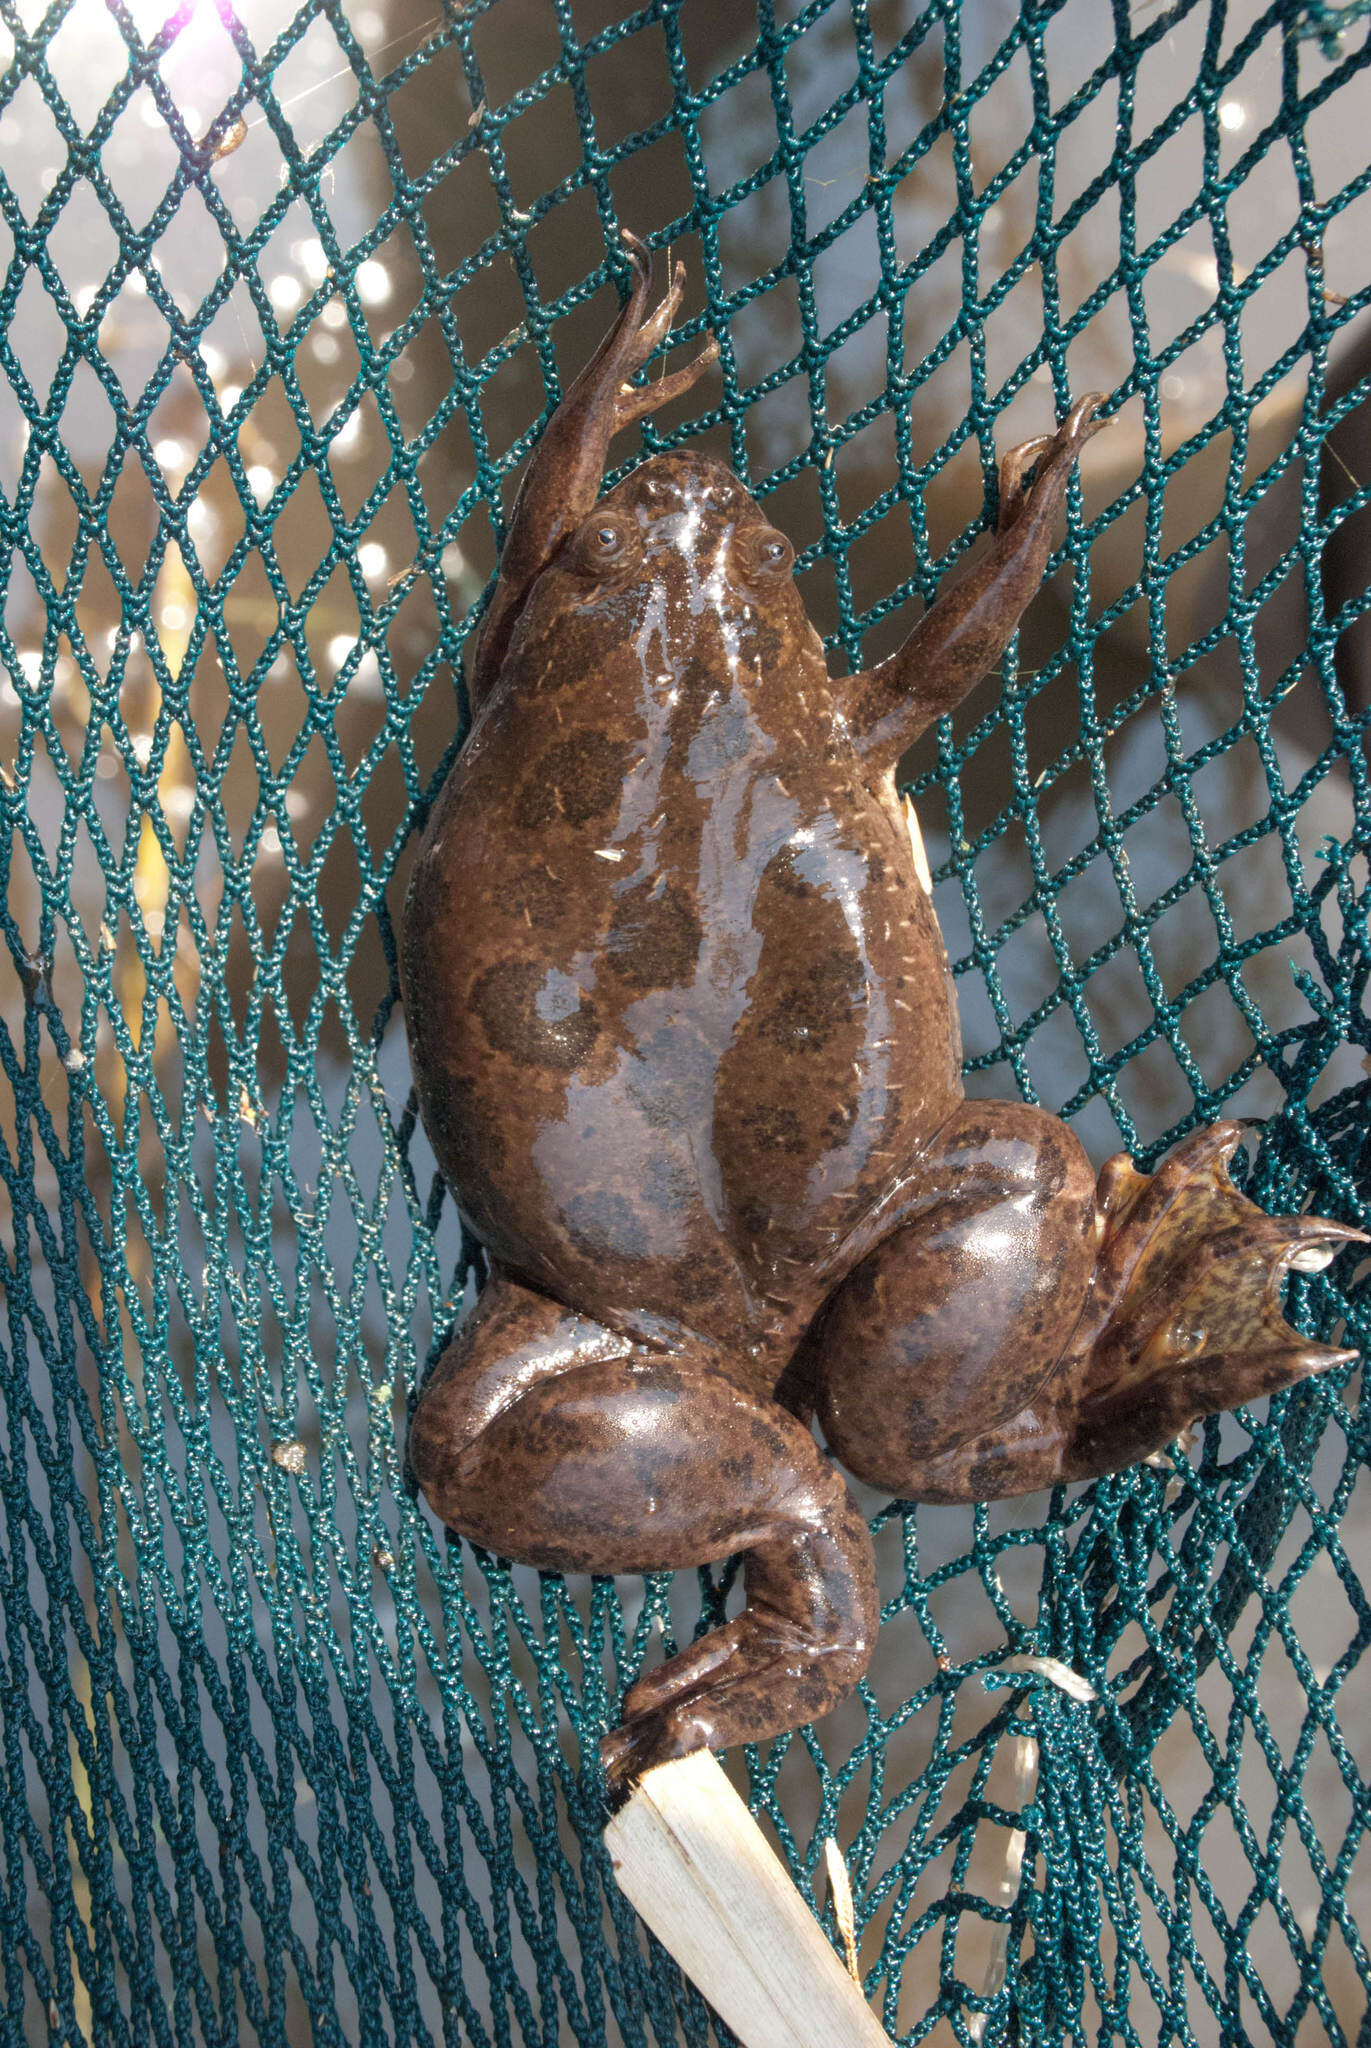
[{"left": 3, "top": 0, "right": 1371, "bottom": 2040}]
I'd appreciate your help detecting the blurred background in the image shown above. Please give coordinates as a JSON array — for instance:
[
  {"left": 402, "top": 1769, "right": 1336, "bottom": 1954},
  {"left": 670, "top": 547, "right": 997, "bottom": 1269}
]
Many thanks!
[{"left": 2, "top": 0, "right": 1370, "bottom": 2041}]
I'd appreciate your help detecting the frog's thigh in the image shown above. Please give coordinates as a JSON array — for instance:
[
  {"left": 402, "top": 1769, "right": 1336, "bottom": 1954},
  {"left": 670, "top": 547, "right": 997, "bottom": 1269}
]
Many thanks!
[
  {"left": 811, "top": 1101, "right": 1098, "bottom": 1495},
  {"left": 410, "top": 1273, "right": 867, "bottom": 1585}
]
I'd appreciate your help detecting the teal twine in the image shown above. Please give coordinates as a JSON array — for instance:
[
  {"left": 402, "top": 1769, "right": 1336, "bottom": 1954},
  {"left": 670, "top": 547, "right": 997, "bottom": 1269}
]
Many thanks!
[{"left": 1, "top": 1, "right": 1369, "bottom": 2041}]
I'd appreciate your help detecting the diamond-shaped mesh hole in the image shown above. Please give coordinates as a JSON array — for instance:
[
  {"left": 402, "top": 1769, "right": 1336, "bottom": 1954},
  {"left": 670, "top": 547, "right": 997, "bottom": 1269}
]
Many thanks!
[{"left": 269, "top": 12, "right": 359, "bottom": 156}]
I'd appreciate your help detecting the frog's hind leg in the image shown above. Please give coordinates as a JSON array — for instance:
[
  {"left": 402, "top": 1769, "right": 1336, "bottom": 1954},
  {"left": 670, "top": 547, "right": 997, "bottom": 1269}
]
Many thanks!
[
  {"left": 409, "top": 1274, "right": 876, "bottom": 1787},
  {"left": 796, "top": 1101, "right": 1100, "bottom": 1494},
  {"left": 804, "top": 1116, "right": 1364, "bottom": 1503}
]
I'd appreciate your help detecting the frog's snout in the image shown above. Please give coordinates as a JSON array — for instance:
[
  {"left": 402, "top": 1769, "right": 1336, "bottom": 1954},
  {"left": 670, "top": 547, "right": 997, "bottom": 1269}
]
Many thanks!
[
  {"left": 629, "top": 451, "right": 747, "bottom": 517},
  {"left": 641, "top": 471, "right": 734, "bottom": 511}
]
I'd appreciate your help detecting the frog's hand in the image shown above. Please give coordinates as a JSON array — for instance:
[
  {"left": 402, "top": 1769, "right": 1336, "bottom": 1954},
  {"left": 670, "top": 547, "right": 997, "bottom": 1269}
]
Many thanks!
[
  {"left": 839, "top": 395, "right": 1109, "bottom": 769},
  {"left": 466, "top": 233, "right": 718, "bottom": 712},
  {"left": 1067, "top": 1123, "right": 1366, "bottom": 1475}
]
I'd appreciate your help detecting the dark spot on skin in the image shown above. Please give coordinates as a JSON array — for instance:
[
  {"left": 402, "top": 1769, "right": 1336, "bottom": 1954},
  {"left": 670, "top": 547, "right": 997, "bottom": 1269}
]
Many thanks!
[
  {"left": 735, "top": 1197, "right": 771, "bottom": 1239},
  {"left": 791, "top": 1667, "right": 836, "bottom": 1710},
  {"left": 741, "top": 621, "right": 786, "bottom": 670},
  {"left": 471, "top": 960, "right": 598, "bottom": 1071},
  {"left": 757, "top": 946, "right": 863, "bottom": 1050},
  {"left": 741, "top": 1104, "right": 807, "bottom": 1155},
  {"left": 636, "top": 1089, "right": 685, "bottom": 1131},
  {"left": 868, "top": 853, "right": 885, "bottom": 884},
  {"left": 964, "top": 1446, "right": 1017, "bottom": 1501},
  {"left": 494, "top": 866, "right": 569, "bottom": 929},
  {"left": 605, "top": 880, "right": 702, "bottom": 990},
  {"left": 563, "top": 1188, "right": 649, "bottom": 1262},
  {"left": 513, "top": 730, "right": 629, "bottom": 830},
  {"left": 671, "top": 656, "right": 716, "bottom": 707},
  {"left": 844, "top": 1262, "right": 878, "bottom": 1306},
  {"left": 677, "top": 1251, "right": 735, "bottom": 1302},
  {"left": 746, "top": 1414, "right": 784, "bottom": 1454},
  {"left": 644, "top": 1153, "right": 697, "bottom": 1209}
]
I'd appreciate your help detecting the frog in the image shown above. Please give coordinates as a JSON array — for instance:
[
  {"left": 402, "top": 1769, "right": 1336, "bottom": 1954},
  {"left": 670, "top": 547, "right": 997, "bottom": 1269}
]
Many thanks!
[{"left": 401, "top": 234, "right": 1364, "bottom": 1788}]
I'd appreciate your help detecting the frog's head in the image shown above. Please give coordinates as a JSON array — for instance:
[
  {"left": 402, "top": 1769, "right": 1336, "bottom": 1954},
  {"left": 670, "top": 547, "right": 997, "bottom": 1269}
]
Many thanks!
[{"left": 557, "top": 452, "right": 815, "bottom": 658}]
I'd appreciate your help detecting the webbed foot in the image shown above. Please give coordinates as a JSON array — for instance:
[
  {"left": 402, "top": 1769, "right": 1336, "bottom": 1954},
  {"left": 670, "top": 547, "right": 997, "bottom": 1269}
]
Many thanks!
[
  {"left": 1067, "top": 1122, "right": 1366, "bottom": 1474},
  {"left": 803, "top": 1110, "right": 1364, "bottom": 1505}
]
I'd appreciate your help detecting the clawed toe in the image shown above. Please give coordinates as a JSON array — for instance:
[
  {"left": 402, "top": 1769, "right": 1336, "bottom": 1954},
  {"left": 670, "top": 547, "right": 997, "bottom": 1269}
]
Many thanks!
[
  {"left": 1272, "top": 1217, "right": 1369, "bottom": 1274},
  {"left": 1069, "top": 1127, "right": 1367, "bottom": 1473},
  {"left": 1060, "top": 389, "right": 1109, "bottom": 442},
  {"left": 1034, "top": 392, "right": 1109, "bottom": 479}
]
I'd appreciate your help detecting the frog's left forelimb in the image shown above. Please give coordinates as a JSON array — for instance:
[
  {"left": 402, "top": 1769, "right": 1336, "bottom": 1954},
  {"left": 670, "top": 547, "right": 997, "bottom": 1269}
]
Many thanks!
[
  {"left": 464, "top": 232, "right": 718, "bottom": 714},
  {"left": 842, "top": 394, "right": 1109, "bottom": 766}
]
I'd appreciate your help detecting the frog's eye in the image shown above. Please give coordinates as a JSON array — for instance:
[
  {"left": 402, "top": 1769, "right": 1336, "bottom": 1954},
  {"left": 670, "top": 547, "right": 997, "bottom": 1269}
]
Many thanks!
[
  {"left": 569, "top": 514, "right": 636, "bottom": 577},
  {"left": 740, "top": 527, "right": 795, "bottom": 580}
]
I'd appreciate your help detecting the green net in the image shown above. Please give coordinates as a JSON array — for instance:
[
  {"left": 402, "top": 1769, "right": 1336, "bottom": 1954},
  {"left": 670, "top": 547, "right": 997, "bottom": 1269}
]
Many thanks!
[{"left": 3, "top": 0, "right": 1371, "bottom": 2040}]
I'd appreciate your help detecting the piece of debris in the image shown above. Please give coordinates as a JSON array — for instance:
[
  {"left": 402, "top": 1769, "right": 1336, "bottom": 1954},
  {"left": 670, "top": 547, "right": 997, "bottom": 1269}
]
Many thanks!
[
  {"left": 823, "top": 1838, "right": 861, "bottom": 1985},
  {"left": 207, "top": 115, "right": 248, "bottom": 162}
]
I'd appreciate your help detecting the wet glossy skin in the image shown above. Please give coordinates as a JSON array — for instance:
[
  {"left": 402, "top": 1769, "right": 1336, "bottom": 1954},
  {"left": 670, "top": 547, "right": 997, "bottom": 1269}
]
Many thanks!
[
  {"left": 406, "top": 454, "right": 962, "bottom": 1379},
  {"left": 402, "top": 237, "right": 1365, "bottom": 1787}
]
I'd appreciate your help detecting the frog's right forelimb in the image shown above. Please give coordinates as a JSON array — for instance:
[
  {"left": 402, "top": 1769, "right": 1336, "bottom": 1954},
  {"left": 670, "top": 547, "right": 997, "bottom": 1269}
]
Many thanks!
[{"left": 841, "top": 394, "right": 1109, "bottom": 766}]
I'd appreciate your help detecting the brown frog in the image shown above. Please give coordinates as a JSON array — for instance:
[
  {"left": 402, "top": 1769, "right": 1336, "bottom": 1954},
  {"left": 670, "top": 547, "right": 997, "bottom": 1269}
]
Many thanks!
[{"left": 402, "top": 236, "right": 1364, "bottom": 1787}]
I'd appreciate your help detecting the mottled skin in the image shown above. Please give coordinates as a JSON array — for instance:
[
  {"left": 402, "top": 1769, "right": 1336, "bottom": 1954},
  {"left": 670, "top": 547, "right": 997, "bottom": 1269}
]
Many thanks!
[{"left": 402, "top": 237, "right": 1365, "bottom": 1787}]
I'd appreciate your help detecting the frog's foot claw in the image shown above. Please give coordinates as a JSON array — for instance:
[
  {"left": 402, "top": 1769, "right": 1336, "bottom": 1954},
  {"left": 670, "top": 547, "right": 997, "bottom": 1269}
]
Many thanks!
[
  {"left": 612, "top": 230, "right": 718, "bottom": 431},
  {"left": 1070, "top": 1122, "right": 1366, "bottom": 1471},
  {"left": 602, "top": 1499, "right": 875, "bottom": 1793},
  {"left": 601, "top": 1612, "right": 861, "bottom": 1793},
  {"left": 998, "top": 392, "right": 1109, "bottom": 532}
]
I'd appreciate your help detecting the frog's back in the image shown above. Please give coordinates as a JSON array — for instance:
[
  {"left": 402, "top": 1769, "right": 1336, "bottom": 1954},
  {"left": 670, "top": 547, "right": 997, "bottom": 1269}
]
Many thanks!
[{"left": 401, "top": 453, "right": 962, "bottom": 1349}]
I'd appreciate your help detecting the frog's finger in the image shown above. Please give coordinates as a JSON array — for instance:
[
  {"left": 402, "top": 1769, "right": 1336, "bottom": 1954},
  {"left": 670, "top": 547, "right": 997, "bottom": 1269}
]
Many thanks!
[
  {"left": 630, "top": 258, "right": 688, "bottom": 362},
  {"left": 997, "top": 434, "right": 1053, "bottom": 531},
  {"left": 1060, "top": 389, "right": 1109, "bottom": 441},
  {"left": 615, "top": 337, "right": 720, "bottom": 428},
  {"left": 1036, "top": 391, "right": 1110, "bottom": 481},
  {"left": 618, "top": 226, "right": 653, "bottom": 287},
  {"left": 571, "top": 229, "right": 657, "bottom": 392}
]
